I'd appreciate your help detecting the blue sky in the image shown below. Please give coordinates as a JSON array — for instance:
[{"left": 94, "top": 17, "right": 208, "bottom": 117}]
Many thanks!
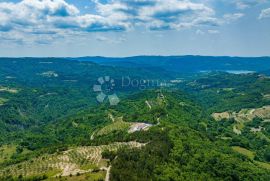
[{"left": 0, "top": 0, "right": 269, "bottom": 57}]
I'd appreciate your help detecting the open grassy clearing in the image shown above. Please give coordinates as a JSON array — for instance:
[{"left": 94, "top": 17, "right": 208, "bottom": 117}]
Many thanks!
[
  {"left": 0, "top": 86, "right": 19, "bottom": 93},
  {"left": 0, "top": 145, "right": 30, "bottom": 164},
  {"left": 254, "top": 161, "right": 270, "bottom": 170},
  {"left": 94, "top": 114, "right": 132, "bottom": 137},
  {"left": 95, "top": 113, "right": 154, "bottom": 137},
  {"left": 263, "top": 94, "right": 270, "bottom": 100},
  {"left": 0, "top": 142, "right": 145, "bottom": 178},
  {"left": 0, "top": 97, "right": 8, "bottom": 106},
  {"left": 0, "top": 145, "right": 17, "bottom": 164},
  {"left": 47, "top": 171, "right": 106, "bottom": 181},
  {"left": 232, "top": 146, "right": 255, "bottom": 160},
  {"left": 96, "top": 120, "right": 131, "bottom": 137},
  {"left": 232, "top": 146, "right": 270, "bottom": 170}
]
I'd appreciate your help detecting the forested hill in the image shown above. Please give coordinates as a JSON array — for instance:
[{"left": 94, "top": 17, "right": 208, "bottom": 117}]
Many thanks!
[
  {"left": 0, "top": 58, "right": 172, "bottom": 144},
  {"left": 0, "top": 58, "right": 172, "bottom": 87},
  {"left": 1, "top": 89, "right": 270, "bottom": 180},
  {"left": 73, "top": 56, "right": 270, "bottom": 73}
]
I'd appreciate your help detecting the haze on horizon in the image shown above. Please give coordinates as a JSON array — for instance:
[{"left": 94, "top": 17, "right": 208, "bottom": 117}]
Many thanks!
[{"left": 0, "top": 0, "right": 269, "bottom": 57}]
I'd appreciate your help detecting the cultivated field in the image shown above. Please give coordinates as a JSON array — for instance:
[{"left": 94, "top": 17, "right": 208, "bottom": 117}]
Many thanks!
[
  {"left": 0, "top": 142, "right": 145, "bottom": 179},
  {"left": 212, "top": 106, "right": 270, "bottom": 135},
  {"left": 212, "top": 106, "right": 270, "bottom": 122}
]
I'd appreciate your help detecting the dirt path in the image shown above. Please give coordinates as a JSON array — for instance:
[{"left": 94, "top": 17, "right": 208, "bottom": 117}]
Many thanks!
[
  {"left": 108, "top": 113, "right": 115, "bottom": 122},
  {"left": 145, "top": 100, "right": 152, "bottom": 109},
  {"left": 100, "top": 165, "right": 111, "bottom": 181},
  {"left": 104, "top": 166, "right": 111, "bottom": 181},
  {"left": 90, "top": 131, "right": 95, "bottom": 140}
]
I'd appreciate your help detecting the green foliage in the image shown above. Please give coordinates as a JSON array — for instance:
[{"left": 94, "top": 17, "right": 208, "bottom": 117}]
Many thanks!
[
  {"left": 102, "top": 149, "right": 117, "bottom": 161},
  {"left": 111, "top": 125, "right": 270, "bottom": 181}
]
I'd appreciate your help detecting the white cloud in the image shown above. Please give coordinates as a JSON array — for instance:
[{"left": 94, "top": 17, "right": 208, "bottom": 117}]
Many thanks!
[
  {"left": 208, "top": 29, "right": 219, "bottom": 34},
  {"left": 0, "top": 0, "right": 223, "bottom": 35},
  {"left": 0, "top": 0, "right": 249, "bottom": 45},
  {"left": 259, "top": 8, "right": 270, "bottom": 19},
  {"left": 96, "top": 35, "right": 126, "bottom": 44},
  {"left": 196, "top": 29, "right": 205, "bottom": 35},
  {"left": 235, "top": 0, "right": 266, "bottom": 9},
  {"left": 94, "top": 0, "right": 219, "bottom": 30},
  {"left": 223, "top": 13, "right": 244, "bottom": 23},
  {"left": 0, "top": 0, "right": 129, "bottom": 34}
]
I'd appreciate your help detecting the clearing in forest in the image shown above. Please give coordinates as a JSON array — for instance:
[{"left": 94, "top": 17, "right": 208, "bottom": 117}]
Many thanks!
[
  {"left": 232, "top": 146, "right": 270, "bottom": 170},
  {"left": 0, "top": 86, "right": 19, "bottom": 93},
  {"left": 232, "top": 146, "right": 255, "bottom": 160},
  {"left": 95, "top": 114, "right": 131, "bottom": 137},
  {"left": 95, "top": 113, "right": 153, "bottom": 137},
  {"left": 0, "top": 98, "right": 8, "bottom": 106}
]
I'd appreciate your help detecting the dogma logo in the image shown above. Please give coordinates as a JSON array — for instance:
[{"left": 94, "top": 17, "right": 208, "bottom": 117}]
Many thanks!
[{"left": 93, "top": 76, "right": 120, "bottom": 106}]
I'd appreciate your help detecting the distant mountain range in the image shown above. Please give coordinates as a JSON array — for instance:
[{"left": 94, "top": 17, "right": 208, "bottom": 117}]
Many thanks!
[{"left": 71, "top": 56, "right": 270, "bottom": 74}]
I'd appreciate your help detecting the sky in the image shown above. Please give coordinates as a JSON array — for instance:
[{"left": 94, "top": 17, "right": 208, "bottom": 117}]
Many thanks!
[{"left": 0, "top": 0, "right": 269, "bottom": 57}]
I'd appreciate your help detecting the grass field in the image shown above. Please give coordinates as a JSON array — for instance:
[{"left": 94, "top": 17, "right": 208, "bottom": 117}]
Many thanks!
[
  {"left": 232, "top": 146, "right": 270, "bottom": 170},
  {"left": 0, "top": 145, "right": 17, "bottom": 164},
  {"left": 96, "top": 115, "right": 132, "bottom": 137},
  {"left": 0, "top": 145, "right": 32, "bottom": 164},
  {"left": 255, "top": 161, "right": 270, "bottom": 170},
  {"left": 96, "top": 121, "right": 131, "bottom": 136},
  {"left": 232, "top": 146, "right": 255, "bottom": 160},
  {"left": 47, "top": 171, "right": 106, "bottom": 181},
  {"left": 0, "top": 97, "right": 8, "bottom": 106}
]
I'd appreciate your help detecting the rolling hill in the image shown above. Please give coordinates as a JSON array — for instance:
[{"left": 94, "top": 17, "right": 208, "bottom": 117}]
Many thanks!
[{"left": 0, "top": 57, "right": 270, "bottom": 180}]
